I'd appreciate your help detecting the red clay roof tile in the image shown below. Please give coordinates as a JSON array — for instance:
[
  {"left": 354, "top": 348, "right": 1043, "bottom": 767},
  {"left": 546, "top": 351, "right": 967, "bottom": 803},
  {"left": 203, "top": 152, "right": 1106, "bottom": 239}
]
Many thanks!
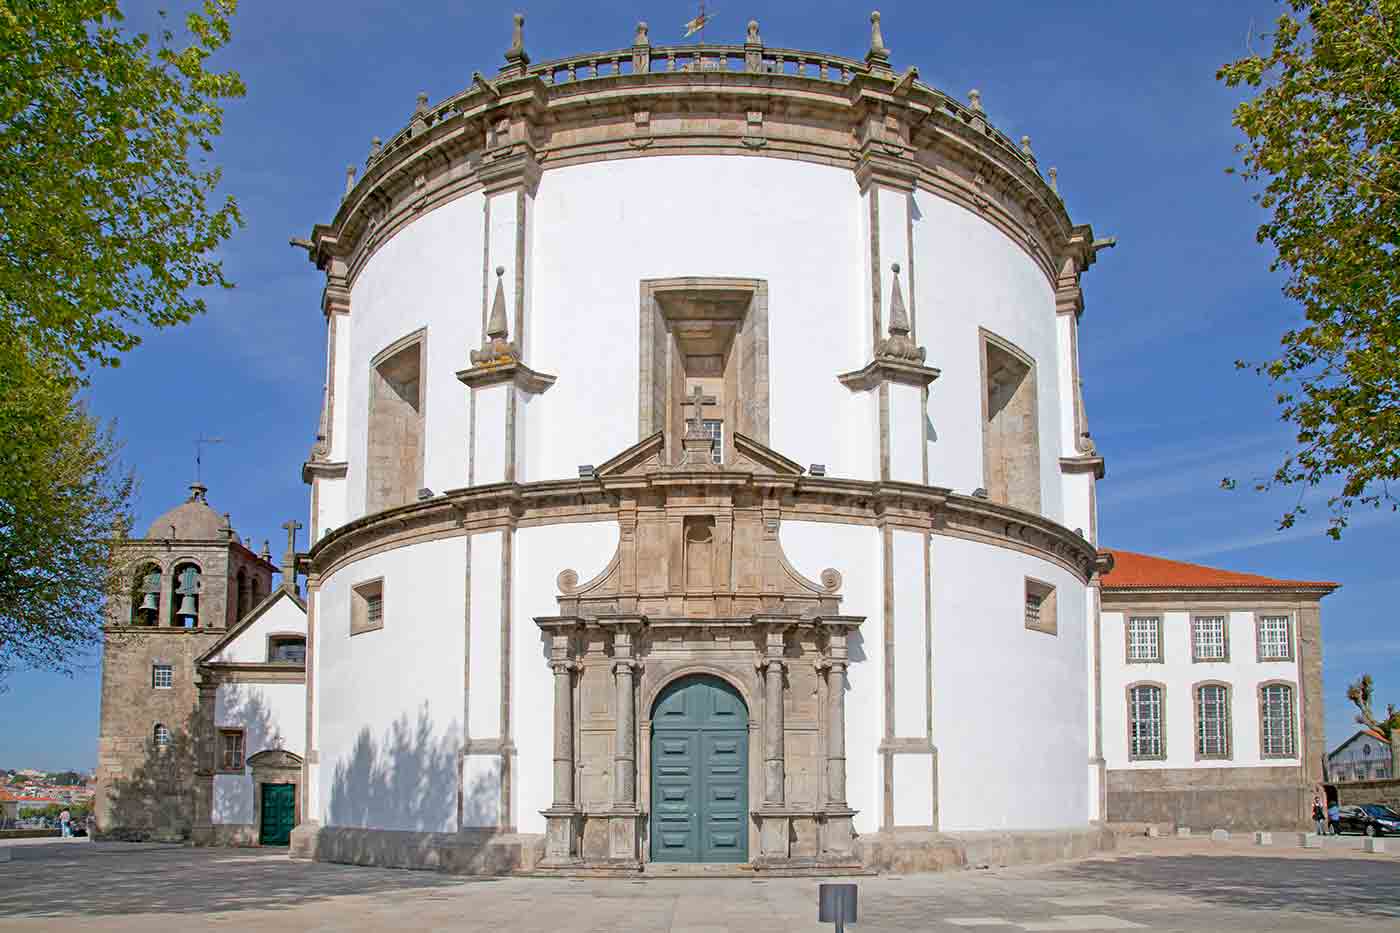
[{"left": 1102, "top": 549, "right": 1338, "bottom": 592}]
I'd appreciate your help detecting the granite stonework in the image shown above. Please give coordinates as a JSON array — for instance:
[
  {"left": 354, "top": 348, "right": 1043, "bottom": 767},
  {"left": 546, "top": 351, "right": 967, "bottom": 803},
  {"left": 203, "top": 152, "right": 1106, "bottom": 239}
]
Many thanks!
[
  {"left": 1337, "top": 779, "right": 1400, "bottom": 811},
  {"left": 1106, "top": 767, "right": 1311, "bottom": 831},
  {"left": 291, "top": 825, "right": 542, "bottom": 874},
  {"left": 857, "top": 828, "right": 1116, "bottom": 873}
]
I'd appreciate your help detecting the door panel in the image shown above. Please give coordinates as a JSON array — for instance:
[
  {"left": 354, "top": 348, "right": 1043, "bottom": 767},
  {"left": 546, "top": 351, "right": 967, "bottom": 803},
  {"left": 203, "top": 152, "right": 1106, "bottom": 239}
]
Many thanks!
[
  {"left": 649, "top": 675, "right": 749, "bottom": 863},
  {"left": 259, "top": 783, "right": 295, "bottom": 846}
]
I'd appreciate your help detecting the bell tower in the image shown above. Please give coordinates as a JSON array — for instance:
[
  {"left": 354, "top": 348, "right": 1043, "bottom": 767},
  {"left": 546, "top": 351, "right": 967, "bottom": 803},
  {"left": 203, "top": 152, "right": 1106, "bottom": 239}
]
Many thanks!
[{"left": 94, "top": 482, "right": 277, "bottom": 840}]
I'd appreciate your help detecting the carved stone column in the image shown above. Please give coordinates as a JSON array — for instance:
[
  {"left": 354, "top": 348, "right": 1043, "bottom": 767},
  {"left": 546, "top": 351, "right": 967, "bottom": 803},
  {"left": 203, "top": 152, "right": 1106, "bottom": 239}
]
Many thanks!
[
  {"left": 820, "top": 622, "right": 858, "bottom": 858},
  {"left": 539, "top": 626, "right": 580, "bottom": 866},
  {"left": 608, "top": 622, "right": 642, "bottom": 865},
  {"left": 757, "top": 622, "right": 790, "bottom": 860}
]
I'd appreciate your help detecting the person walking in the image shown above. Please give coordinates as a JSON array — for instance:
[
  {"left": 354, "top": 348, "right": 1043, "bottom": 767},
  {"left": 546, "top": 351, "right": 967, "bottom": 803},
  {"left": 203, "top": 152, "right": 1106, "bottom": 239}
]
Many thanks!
[
  {"left": 59, "top": 808, "right": 71, "bottom": 838},
  {"left": 1328, "top": 800, "right": 1341, "bottom": 836},
  {"left": 1312, "top": 797, "right": 1327, "bottom": 835}
]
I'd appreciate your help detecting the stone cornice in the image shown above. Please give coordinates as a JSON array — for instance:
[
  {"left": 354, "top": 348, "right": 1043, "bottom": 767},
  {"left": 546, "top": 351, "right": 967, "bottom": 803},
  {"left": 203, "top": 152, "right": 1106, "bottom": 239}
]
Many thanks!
[
  {"left": 307, "top": 42, "right": 1089, "bottom": 292},
  {"left": 1102, "top": 587, "right": 1336, "bottom": 604},
  {"left": 455, "top": 359, "right": 557, "bottom": 394},
  {"left": 1059, "top": 455, "right": 1106, "bottom": 480},
  {"left": 306, "top": 472, "right": 1101, "bottom": 583},
  {"left": 301, "top": 459, "right": 348, "bottom": 484},
  {"left": 837, "top": 358, "right": 941, "bottom": 391},
  {"left": 198, "top": 661, "right": 307, "bottom": 685}
]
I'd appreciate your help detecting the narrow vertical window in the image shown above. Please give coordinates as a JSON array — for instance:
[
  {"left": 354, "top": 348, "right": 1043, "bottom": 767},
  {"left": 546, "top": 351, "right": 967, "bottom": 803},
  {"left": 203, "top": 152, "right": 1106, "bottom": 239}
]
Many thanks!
[
  {"left": 1260, "top": 683, "right": 1297, "bottom": 758},
  {"left": 1195, "top": 684, "right": 1231, "bottom": 759},
  {"left": 702, "top": 418, "right": 724, "bottom": 464},
  {"left": 1192, "top": 615, "right": 1228, "bottom": 662},
  {"left": 1128, "top": 684, "right": 1165, "bottom": 759},
  {"left": 218, "top": 729, "right": 245, "bottom": 771},
  {"left": 1257, "top": 614, "right": 1293, "bottom": 661},
  {"left": 1126, "top": 616, "right": 1161, "bottom": 662},
  {"left": 154, "top": 723, "right": 172, "bottom": 749},
  {"left": 351, "top": 578, "right": 385, "bottom": 635}
]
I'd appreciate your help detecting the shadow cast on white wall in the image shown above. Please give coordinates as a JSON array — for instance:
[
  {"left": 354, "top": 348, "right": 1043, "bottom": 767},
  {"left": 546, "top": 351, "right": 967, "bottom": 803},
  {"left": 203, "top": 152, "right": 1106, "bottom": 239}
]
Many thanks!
[{"left": 328, "top": 704, "right": 461, "bottom": 833}]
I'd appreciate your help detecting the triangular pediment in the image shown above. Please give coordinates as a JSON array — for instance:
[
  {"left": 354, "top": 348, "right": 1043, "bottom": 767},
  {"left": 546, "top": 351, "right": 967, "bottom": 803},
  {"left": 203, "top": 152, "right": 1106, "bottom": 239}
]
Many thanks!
[
  {"left": 731, "top": 432, "right": 805, "bottom": 477},
  {"left": 595, "top": 431, "right": 665, "bottom": 478}
]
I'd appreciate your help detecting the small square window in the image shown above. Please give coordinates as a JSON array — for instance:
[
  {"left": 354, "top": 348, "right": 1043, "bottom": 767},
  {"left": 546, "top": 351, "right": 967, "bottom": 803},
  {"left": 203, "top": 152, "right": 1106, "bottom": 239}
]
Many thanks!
[
  {"left": 1257, "top": 614, "right": 1293, "bottom": 661},
  {"left": 1024, "top": 578, "right": 1057, "bottom": 635},
  {"left": 1191, "top": 615, "right": 1228, "bottom": 662},
  {"left": 1126, "top": 616, "right": 1162, "bottom": 663},
  {"left": 268, "top": 636, "right": 306, "bottom": 663},
  {"left": 217, "top": 729, "right": 245, "bottom": 772},
  {"left": 152, "top": 664, "right": 173, "bottom": 689},
  {"left": 351, "top": 578, "right": 385, "bottom": 636}
]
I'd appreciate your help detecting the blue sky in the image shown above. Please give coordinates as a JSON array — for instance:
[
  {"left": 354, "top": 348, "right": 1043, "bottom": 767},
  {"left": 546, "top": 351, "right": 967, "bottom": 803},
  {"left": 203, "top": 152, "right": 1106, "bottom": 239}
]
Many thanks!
[{"left": 2, "top": 0, "right": 1395, "bottom": 772}]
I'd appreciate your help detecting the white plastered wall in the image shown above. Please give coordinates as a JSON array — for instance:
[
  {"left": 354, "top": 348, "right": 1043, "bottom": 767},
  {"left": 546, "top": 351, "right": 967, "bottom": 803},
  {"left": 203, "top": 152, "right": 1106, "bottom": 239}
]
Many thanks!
[
  {"left": 528, "top": 157, "right": 869, "bottom": 480},
  {"left": 211, "top": 681, "right": 306, "bottom": 825},
  {"left": 913, "top": 191, "right": 1065, "bottom": 523},
  {"left": 780, "top": 521, "right": 881, "bottom": 834},
  {"left": 313, "top": 537, "right": 466, "bottom": 832},
  {"left": 207, "top": 591, "right": 305, "bottom": 663},
  {"left": 1101, "top": 609, "right": 1303, "bottom": 771},
  {"left": 342, "top": 194, "right": 484, "bottom": 523},
  {"left": 931, "top": 536, "right": 1089, "bottom": 830}
]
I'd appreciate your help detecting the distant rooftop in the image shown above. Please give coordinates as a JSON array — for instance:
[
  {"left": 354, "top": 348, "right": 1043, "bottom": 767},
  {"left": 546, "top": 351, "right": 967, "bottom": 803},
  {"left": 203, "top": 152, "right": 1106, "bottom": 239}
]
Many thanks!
[{"left": 1102, "top": 550, "right": 1339, "bottom": 594}]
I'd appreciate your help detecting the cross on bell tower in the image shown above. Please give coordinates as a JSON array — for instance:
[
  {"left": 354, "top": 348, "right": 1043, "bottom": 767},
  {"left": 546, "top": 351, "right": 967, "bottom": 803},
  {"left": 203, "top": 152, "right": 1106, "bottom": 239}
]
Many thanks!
[{"left": 281, "top": 519, "right": 303, "bottom": 596}]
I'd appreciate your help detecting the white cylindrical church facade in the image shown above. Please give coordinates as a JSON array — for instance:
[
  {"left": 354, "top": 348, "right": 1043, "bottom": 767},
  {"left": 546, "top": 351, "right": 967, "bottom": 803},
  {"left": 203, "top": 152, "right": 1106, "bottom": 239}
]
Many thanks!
[{"left": 295, "top": 16, "right": 1108, "bottom": 872}]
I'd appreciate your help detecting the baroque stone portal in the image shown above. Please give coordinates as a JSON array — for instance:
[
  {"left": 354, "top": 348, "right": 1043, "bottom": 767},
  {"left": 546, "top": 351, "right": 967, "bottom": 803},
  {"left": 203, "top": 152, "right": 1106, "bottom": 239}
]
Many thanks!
[{"left": 535, "top": 430, "right": 863, "bottom": 871}]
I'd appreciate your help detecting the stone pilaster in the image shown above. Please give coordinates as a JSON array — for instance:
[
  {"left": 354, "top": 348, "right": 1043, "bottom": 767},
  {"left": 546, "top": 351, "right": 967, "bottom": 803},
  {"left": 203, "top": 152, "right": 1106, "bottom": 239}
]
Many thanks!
[
  {"left": 819, "top": 622, "right": 858, "bottom": 859},
  {"left": 608, "top": 623, "right": 642, "bottom": 865},
  {"left": 758, "top": 624, "right": 790, "bottom": 860},
  {"left": 540, "top": 627, "right": 580, "bottom": 865},
  {"left": 190, "top": 679, "right": 217, "bottom": 845}
]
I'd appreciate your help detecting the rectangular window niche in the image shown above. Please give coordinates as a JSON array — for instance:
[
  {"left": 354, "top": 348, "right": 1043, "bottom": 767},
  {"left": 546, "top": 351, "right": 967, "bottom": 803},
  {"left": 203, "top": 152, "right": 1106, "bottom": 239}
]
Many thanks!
[
  {"left": 1024, "top": 578, "right": 1057, "bottom": 635},
  {"left": 351, "top": 577, "right": 385, "bottom": 636},
  {"left": 366, "top": 329, "right": 426, "bottom": 514},
  {"left": 638, "top": 278, "right": 768, "bottom": 465},
  {"left": 979, "top": 329, "right": 1041, "bottom": 513}
]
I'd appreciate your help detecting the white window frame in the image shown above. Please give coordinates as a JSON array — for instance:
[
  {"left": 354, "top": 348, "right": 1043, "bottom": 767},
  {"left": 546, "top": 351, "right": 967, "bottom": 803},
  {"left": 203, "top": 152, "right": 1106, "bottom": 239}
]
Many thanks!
[
  {"left": 1126, "top": 616, "right": 1162, "bottom": 663},
  {"left": 1259, "top": 682, "right": 1298, "bottom": 758},
  {"left": 1128, "top": 683, "right": 1166, "bottom": 760},
  {"left": 1191, "top": 614, "right": 1228, "bottom": 662},
  {"left": 154, "top": 723, "right": 171, "bottom": 749},
  {"left": 701, "top": 418, "right": 723, "bottom": 464},
  {"left": 152, "top": 664, "right": 173, "bottom": 689},
  {"left": 1256, "top": 613, "right": 1293, "bottom": 662}
]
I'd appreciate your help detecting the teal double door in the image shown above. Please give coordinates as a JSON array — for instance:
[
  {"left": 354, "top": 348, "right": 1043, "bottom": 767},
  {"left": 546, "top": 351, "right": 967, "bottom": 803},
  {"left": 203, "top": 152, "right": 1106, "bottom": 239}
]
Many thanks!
[
  {"left": 650, "top": 674, "right": 749, "bottom": 863},
  {"left": 259, "top": 783, "right": 295, "bottom": 846}
]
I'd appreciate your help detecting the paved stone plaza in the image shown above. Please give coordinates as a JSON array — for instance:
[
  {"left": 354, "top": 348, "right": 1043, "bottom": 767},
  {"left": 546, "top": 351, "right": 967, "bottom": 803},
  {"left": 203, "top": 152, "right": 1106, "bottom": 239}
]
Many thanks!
[{"left": 1, "top": 837, "right": 1398, "bottom": 931}]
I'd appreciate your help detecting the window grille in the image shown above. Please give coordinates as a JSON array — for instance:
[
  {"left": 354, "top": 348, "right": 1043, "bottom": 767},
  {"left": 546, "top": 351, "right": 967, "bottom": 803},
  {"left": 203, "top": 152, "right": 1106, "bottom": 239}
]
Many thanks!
[
  {"left": 1258, "top": 615, "right": 1291, "bottom": 660},
  {"left": 219, "top": 730, "right": 245, "bottom": 771},
  {"left": 1260, "top": 684, "right": 1296, "bottom": 757},
  {"left": 1127, "top": 616, "right": 1161, "bottom": 662},
  {"left": 1025, "top": 592, "right": 1043, "bottom": 627},
  {"left": 1129, "top": 685, "right": 1164, "bottom": 759},
  {"left": 154, "top": 723, "right": 171, "bottom": 748},
  {"left": 1192, "top": 616, "right": 1227, "bottom": 661},
  {"left": 702, "top": 418, "right": 723, "bottom": 464},
  {"left": 1196, "top": 684, "right": 1230, "bottom": 758},
  {"left": 269, "top": 637, "right": 306, "bottom": 663},
  {"left": 152, "top": 664, "right": 173, "bottom": 689},
  {"left": 367, "top": 594, "right": 383, "bottom": 624}
]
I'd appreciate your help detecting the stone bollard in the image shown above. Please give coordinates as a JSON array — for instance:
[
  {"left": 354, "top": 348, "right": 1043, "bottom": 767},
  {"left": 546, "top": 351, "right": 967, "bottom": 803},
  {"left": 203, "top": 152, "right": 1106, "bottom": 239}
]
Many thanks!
[
  {"left": 1364, "top": 837, "right": 1386, "bottom": 854},
  {"left": 1210, "top": 829, "right": 1229, "bottom": 842},
  {"left": 1176, "top": 827, "right": 1191, "bottom": 838},
  {"left": 1254, "top": 832, "right": 1273, "bottom": 846},
  {"left": 1297, "top": 832, "right": 1320, "bottom": 849},
  {"left": 1147, "top": 826, "right": 1161, "bottom": 838}
]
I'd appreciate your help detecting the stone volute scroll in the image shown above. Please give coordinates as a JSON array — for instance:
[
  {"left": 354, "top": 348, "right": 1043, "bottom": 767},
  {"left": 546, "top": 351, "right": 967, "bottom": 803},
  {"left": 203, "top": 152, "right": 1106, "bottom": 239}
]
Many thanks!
[
  {"left": 838, "top": 263, "right": 941, "bottom": 392},
  {"left": 456, "top": 267, "right": 556, "bottom": 395}
]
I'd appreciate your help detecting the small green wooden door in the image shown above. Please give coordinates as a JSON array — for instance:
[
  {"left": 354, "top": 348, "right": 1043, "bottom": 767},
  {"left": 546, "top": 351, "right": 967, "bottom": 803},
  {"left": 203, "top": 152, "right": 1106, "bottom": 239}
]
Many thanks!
[
  {"left": 259, "top": 783, "right": 295, "bottom": 846},
  {"left": 650, "top": 675, "right": 749, "bottom": 863}
]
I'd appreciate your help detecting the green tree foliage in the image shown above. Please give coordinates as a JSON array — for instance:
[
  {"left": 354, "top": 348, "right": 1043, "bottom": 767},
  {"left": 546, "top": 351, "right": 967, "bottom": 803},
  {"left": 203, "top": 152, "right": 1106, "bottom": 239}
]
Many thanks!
[
  {"left": 1218, "top": 1, "right": 1400, "bottom": 536},
  {"left": 1347, "top": 673, "right": 1400, "bottom": 741},
  {"left": 0, "top": 0, "right": 245, "bottom": 371},
  {"left": 0, "top": 334, "right": 134, "bottom": 684}
]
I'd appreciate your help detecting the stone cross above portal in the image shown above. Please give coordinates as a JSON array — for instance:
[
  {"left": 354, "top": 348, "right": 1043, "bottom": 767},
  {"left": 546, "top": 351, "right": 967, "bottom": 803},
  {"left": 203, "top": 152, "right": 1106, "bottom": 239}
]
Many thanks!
[
  {"left": 681, "top": 384, "right": 717, "bottom": 437},
  {"left": 280, "top": 519, "right": 303, "bottom": 593}
]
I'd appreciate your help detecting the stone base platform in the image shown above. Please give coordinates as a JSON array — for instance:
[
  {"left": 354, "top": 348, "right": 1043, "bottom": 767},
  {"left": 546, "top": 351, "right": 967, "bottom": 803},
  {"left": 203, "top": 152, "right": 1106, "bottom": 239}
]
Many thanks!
[
  {"left": 288, "top": 824, "right": 1113, "bottom": 876},
  {"left": 857, "top": 827, "right": 1116, "bottom": 873}
]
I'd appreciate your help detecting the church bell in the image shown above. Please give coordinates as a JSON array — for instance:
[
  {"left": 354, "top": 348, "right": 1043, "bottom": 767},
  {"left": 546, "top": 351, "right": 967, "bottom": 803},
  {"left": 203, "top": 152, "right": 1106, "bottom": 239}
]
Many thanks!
[
  {"left": 138, "top": 592, "right": 159, "bottom": 613},
  {"left": 175, "top": 594, "right": 198, "bottom": 619}
]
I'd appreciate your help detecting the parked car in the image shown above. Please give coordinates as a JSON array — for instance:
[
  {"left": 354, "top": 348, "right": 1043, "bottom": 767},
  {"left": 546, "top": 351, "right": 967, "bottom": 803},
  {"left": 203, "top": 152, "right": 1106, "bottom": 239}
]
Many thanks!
[{"left": 1336, "top": 804, "right": 1400, "bottom": 836}]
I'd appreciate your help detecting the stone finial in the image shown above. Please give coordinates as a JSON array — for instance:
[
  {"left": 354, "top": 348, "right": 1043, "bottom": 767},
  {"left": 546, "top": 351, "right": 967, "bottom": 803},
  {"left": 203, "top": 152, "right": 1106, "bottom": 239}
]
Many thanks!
[
  {"left": 415, "top": 91, "right": 429, "bottom": 114},
  {"left": 865, "top": 11, "right": 891, "bottom": 71},
  {"left": 470, "top": 266, "right": 521, "bottom": 365},
  {"left": 875, "top": 263, "right": 926, "bottom": 363},
  {"left": 1020, "top": 135, "right": 1036, "bottom": 163},
  {"left": 634, "top": 21, "right": 649, "bottom": 46},
  {"left": 746, "top": 19, "right": 761, "bottom": 45},
  {"left": 260, "top": 539, "right": 271, "bottom": 562},
  {"left": 369, "top": 136, "right": 382, "bottom": 161},
  {"left": 344, "top": 164, "right": 356, "bottom": 196},
  {"left": 504, "top": 12, "right": 529, "bottom": 71},
  {"left": 968, "top": 89, "right": 983, "bottom": 113},
  {"left": 1048, "top": 166, "right": 1059, "bottom": 196}
]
